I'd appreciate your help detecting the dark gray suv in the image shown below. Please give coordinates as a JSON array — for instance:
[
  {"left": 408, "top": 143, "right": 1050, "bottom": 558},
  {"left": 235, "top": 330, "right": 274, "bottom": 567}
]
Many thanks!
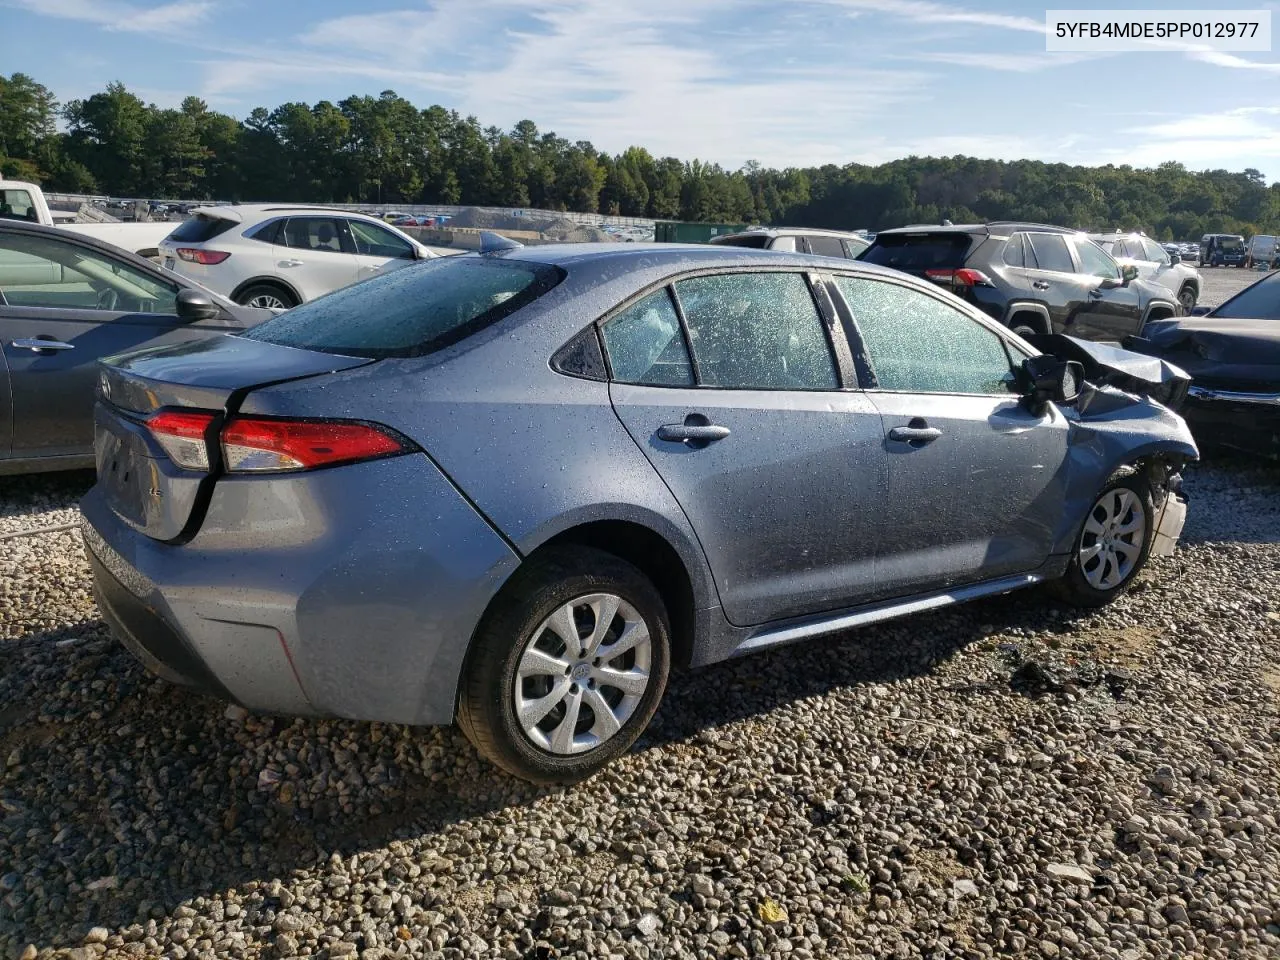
[{"left": 860, "top": 222, "right": 1180, "bottom": 340}]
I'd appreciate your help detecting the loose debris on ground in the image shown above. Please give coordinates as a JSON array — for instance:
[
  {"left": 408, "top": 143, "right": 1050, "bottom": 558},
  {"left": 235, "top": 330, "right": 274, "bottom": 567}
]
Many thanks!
[{"left": 1, "top": 458, "right": 1278, "bottom": 960}]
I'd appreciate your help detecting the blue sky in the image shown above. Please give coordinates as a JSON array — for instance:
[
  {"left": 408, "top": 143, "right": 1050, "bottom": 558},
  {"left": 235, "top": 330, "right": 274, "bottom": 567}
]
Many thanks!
[{"left": 5, "top": 0, "right": 1280, "bottom": 176}]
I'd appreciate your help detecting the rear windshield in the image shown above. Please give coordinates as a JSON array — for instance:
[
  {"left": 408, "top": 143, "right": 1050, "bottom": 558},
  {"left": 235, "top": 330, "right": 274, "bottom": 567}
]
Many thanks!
[
  {"left": 245, "top": 256, "right": 565, "bottom": 359},
  {"left": 1208, "top": 235, "right": 1244, "bottom": 249},
  {"left": 860, "top": 232, "right": 972, "bottom": 271},
  {"left": 166, "top": 215, "right": 236, "bottom": 243},
  {"left": 1210, "top": 271, "right": 1280, "bottom": 320},
  {"left": 710, "top": 235, "right": 770, "bottom": 248}
]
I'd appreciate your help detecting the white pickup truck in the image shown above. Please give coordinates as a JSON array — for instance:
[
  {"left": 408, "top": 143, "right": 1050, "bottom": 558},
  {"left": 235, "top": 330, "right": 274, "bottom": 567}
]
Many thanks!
[{"left": 0, "top": 177, "right": 179, "bottom": 259}]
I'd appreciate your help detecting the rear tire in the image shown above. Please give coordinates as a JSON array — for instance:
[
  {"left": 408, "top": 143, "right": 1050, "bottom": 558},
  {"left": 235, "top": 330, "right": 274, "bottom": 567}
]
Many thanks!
[
  {"left": 457, "top": 547, "right": 671, "bottom": 784},
  {"left": 1051, "top": 473, "right": 1154, "bottom": 608},
  {"left": 234, "top": 283, "right": 297, "bottom": 310}
]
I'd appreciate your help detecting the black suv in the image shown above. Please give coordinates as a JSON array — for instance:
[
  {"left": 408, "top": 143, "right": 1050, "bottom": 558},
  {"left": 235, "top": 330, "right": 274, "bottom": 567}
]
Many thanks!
[{"left": 859, "top": 222, "right": 1180, "bottom": 341}]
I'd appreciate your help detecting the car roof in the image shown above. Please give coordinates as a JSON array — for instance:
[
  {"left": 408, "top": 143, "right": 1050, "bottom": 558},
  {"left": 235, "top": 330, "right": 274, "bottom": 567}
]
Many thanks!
[
  {"left": 188, "top": 204, "right": 393, "bottom": 224},
  {"left": 486, "top": 241, "right": 907, "bottom": 275},
  {"left": 874, "top": 221, "right": 1080, "bottom": 237},
  {"left": 717, "top": 227, "right": 866, "bottom": 239}
]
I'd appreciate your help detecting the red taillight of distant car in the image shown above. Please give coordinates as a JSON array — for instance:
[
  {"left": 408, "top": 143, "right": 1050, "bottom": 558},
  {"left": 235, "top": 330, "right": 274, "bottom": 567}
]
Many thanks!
[
  {"left": 925, "top": 268, "right": 993, "bottom": 287},
  {"left": 220, "top": 417, "right": 410, "bottom": 473},
  {"left": 175, "top": 248, "right": 231, "bottom": 265},
  {"left": 147, "top": 412, "right": 411, "bottom": 474}
]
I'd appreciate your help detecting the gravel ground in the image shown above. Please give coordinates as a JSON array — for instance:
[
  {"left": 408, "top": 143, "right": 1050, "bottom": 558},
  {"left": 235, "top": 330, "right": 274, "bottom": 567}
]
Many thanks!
[
  {"left": 2, "top": 456, "right": 1279, "bottom": 960},
  {"left": 1193, "top": 266, "right": 1259, "bottom": 309}
]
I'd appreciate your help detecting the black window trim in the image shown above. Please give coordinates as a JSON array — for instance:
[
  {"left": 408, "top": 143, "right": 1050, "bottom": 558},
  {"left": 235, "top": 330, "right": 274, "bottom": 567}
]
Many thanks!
[
  {"left": 824, "top": 268, "right": 1029, "bottom": 399},
  {"left": 590, "top": 265, "right": 854, "bottom": 392}
]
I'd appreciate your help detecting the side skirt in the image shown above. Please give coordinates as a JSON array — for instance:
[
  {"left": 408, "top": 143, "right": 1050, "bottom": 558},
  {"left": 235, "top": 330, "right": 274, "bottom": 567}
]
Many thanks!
[{"left": 732, "top": 572, "right": 1045, "bottom": 656}]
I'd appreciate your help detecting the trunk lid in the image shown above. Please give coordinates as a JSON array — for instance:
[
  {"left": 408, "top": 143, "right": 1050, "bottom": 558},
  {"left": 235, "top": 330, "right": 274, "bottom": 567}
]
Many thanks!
[{"left": 95, "top": 334, "right": 373, "bottom": 542}]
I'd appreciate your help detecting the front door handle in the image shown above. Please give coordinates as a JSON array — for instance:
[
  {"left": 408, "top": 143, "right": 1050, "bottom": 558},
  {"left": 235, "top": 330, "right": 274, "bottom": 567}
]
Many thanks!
[
  {"left": 888, "top": 425, "right": 942, "bottom": 443},
  {"left": 12, "top": 338, "right": 75, "bottom": 352},
  {"left": 657, "top": 423, "right": 730, "bottom": 444},
  {"left": 1088, "top": 289, "right": 1103, "bottom": 299}
]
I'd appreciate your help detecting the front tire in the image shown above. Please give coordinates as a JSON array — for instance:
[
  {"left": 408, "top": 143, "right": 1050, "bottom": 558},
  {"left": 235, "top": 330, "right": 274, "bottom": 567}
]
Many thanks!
[
  {"left": 1177, "top": 286, "right": 1197, "bottom": 314},
  {"left": 1052, "top": 474, "right": 1154, "bottom": 608},
  {"left": 457, "top": 547, "right": 671, "bottom": 784}
]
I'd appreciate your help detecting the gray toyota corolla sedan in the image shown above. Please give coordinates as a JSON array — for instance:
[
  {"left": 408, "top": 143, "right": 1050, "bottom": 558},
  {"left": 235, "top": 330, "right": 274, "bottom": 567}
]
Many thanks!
[{"left": 81, "top": 241, "right": 1197, "bottom": 783}]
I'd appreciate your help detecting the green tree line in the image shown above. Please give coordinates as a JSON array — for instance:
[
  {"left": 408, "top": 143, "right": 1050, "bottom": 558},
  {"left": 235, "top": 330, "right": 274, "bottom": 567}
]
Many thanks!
[{"left": 3, "top": 71, "right": 1278, "bottom": 239}]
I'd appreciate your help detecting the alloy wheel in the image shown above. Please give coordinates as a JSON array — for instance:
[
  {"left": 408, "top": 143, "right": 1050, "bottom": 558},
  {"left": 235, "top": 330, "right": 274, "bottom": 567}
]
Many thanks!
[
  {"left": 1078, "top": 488, "right": 1146, "bottom": 590},
  {"left": 247, "top": 293, "right": 288, "bottom": 309},
  {"left": 513, "top": 593, "right": 652, "bottom": 755}
]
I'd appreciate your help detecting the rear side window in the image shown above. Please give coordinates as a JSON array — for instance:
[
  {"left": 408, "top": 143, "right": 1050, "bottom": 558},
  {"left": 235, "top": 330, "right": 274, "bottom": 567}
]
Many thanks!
[
  {"left": 282, "top": 217, "right": 346, "bottom": 253},
  {"left": 804, "top": 236, "right": 846, "bottom": 258},
  {"left": 600, "top": 289, "right": 694, "bottom": 386},
  {"left": 246, "top": 257, "right": 564, "bottom": 359},
  {"left": 710, "top": 235, "right": 770, "bottom": 249},
  {"left": 1027, "top": 233, "right": 1075, "bottom": 273},
  {"left": 860, "top": 233, "right": 972, "bottom": 271},
  {"left": 166, "top": 215, "right": 236, "bottom": 243},
  {"left": 674, "top": 272, "right": 837, "bottom": 390}
]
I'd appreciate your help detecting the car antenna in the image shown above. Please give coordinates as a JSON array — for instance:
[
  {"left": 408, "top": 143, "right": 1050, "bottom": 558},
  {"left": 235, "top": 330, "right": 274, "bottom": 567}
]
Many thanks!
[{"left": 479, "top": 231, "right": 523, "bottom": 254}]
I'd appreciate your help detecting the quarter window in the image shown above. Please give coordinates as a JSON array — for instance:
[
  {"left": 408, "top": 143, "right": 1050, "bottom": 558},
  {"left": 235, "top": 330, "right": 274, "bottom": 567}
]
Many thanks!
[
  {"left": 0, "top": 231, "right": 178, "bottom": 313},
  {"left": 674, "top": 272, "right": 838, "bottom": 390},
  {"left": 599, "top": 289, "right": 694, "bottom": 386},
  {"left": 1002, "top": 233, "right": 1026, "bottom": 267},
  {"left": 1027, "top": 233, "right": 1075, "bottom": 274},
  {"left": 834, "top": 276, "right": 1017, "bottom": 395}
]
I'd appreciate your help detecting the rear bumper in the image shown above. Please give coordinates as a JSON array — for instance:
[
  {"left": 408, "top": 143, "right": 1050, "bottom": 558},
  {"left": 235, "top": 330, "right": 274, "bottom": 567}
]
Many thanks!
[{"left": 81, "top": 453, "right": 522, "bottom": 725}]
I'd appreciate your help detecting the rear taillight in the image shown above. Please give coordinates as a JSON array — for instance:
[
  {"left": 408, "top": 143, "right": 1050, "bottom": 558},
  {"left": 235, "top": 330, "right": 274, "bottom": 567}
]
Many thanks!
[
  {"left": 146, "top": 411, "right": 216, "bottom": 471},
  {"left": 221, "top": 417, "right": 410, "bottom": 473},
  {"left": 925, "top": 268, "right": 993, "bottom": 287},
  {"left": 145, "top": 412, "right": 411, "bottom": 474},
  {"left": 176, "top": 248, "right": 231, "bottom": 265}
]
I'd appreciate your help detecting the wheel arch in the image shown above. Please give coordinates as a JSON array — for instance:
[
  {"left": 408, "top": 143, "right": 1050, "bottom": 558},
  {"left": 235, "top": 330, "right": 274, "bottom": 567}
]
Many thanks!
[
  {"left": 1002, "top": 301, "right": 1052, "bottom": 334},
  {"left": 1143, "top": 300, "right": 1178, "bottom": 324},
  {"left": 229, "top": 275, "right": 302, "bottom": 305}
]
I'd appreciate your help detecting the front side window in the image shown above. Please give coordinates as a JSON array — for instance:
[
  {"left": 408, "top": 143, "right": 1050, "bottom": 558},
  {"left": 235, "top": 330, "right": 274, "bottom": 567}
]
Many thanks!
[
  {"left": 834, "top": 275, "right": 1017, "bottom": 395},
  {"left": 599, "top": 289, "right": 693, "bottom": 386},
  {"left": 0, "top": 189, "right": 37, "bottom": 222},
  {"left": 1074, "top": 238, "right": 1121, "bottom": 280},
  {"left": 0, "top": 231, "right": 178, "bottom": 313},
  {"left": 1209, "top": 270, "right": 1280, "bottom": 319},
  {"left": 1140, "top": 238, "right": 1168, "bottom": 262},
  {"left": 348, "top": 219, "right": 416, "bottom": 260},
  {"left": 1026, "top": 233, "right": 1075, "bottom": 274},
  {"left": 246, "top": 256, "right": 562, "bottom": 359},
  {"left": 281, "top": 217, "right": 346, "bottom": 254},
  {"left": 674, "top": 272, "right": 838, "bottom": 390}
]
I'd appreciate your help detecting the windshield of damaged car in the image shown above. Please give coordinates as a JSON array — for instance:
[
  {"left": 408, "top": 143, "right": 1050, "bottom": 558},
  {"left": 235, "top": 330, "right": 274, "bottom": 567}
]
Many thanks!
[{"left": 1210, "top": 272, "right": 1280, "bottom": 320}]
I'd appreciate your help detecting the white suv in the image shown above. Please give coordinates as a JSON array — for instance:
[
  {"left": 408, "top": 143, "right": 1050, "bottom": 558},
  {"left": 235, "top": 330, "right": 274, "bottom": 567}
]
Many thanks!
[
  {"left": 157, "top": 205, "right": 438, "bottom": 308},
  {"left": 1088, "top": 232, "right": 1201, "bottom": 314}
]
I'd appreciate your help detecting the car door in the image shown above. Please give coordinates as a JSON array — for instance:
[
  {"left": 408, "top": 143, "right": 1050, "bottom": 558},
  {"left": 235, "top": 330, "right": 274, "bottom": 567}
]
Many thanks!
[
  {"left": 828, "top": 273, "right": 1071, "bottom": 598},
  {"left": 1068, "top": 236, "right": 1145, "bottom": 340},
  {"left": 0, "top": 229, "right": 247, "bottom": 463},
  {"left": 273, "top": 216, "right": 360, "bottom": 301},
  {"left": 1022, "top": 231, "right": 1094, "bottom": 334},
  {"left": 347, "top": 219, "right": 421, "bottom": 281},
  {"left": 604, "top": 270, "right": 888, "bottom": 627}
]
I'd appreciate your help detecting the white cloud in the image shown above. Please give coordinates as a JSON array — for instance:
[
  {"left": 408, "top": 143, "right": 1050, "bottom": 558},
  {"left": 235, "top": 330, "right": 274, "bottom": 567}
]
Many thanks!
[
  {"left": 906, "top": 51, "right": 1107, "bottom": 71},
  {"left": 817, "top": 0, "right": 1045, "bottom": 34},
  {"left": 2, "top": 0, "right": 212, "bottom": 35},
  {"left": 1191, "top": 50, "right": 1280, "bottom": 73}
]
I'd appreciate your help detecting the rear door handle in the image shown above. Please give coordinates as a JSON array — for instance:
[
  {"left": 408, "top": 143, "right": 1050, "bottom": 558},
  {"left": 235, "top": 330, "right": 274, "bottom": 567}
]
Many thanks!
[
  {"left": 1088, "top": 289, "right": 1103, "bottom": 299},
  {"left": 1032, "top": 280, "right": 1050, "bottom": 290},
  {"left": 888, "top": 425, "right": 942, "bottom": 443},
  {"left": 12, "top": 338, "right": 74, "bottom": 351},
  {"left": 657, "top": 423, "right": 731, "bottom": 443},
  {"left": 277, "top": 259, "right": 304, "bottom": 268}
]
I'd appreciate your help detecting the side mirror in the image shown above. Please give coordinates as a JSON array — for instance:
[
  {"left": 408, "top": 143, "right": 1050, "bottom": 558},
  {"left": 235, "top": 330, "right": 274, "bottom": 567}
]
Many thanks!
[
  {"left": 1190, "top": 305, "right": 1212, "bottom": 317},
  {"left": 175, "top": 287, "right": 220, "bottom": 322},
  {"left": 1022, "top": 355, "right": 1083, "bottom": 410},
  {"left": 1121, "top": 264, "right": 1139, "bottom": 284}
]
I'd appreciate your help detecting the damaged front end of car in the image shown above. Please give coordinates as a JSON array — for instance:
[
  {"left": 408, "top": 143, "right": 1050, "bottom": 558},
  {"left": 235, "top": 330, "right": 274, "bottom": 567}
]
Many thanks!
[{"left": 1026, "top": 333, "right": 1198, "bottom": 559}]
